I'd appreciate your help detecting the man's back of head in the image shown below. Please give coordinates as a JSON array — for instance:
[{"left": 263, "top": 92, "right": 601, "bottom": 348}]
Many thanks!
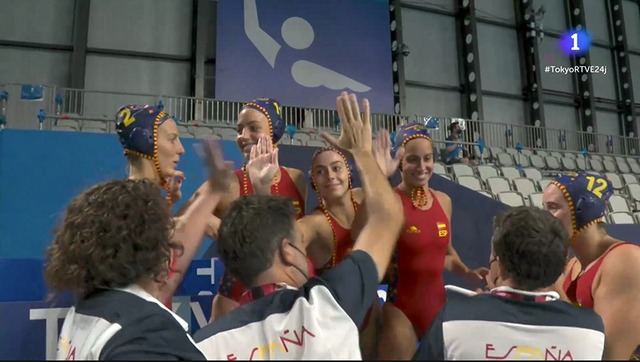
[
  {"left": 217, "top": 195, "right": 303, "bottom": 288},
  {"left": 415, "top": 206, "right": 605, "bottom": 360},
  {"left": 491, "top": 206, "right": 569, "bottom": 291}
]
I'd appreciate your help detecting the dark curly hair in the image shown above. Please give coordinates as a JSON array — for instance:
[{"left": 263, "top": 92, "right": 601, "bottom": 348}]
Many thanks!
[
  {"left": 492, "top": 206, "right": 569, "bottom": 291},
  {"left": 44, "top": 179, "right": 178, "bottom": 298},
  {"left": 218, "top": 195, "right": 296, "bottom": 286}
]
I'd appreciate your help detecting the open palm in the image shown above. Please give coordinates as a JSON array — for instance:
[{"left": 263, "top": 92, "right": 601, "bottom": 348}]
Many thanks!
[
  {"left": 246, "top": 135, "right": 279, "bottom": 193},
  {"left": 373, "top": 129, "right": 404, "bottom": 178}
]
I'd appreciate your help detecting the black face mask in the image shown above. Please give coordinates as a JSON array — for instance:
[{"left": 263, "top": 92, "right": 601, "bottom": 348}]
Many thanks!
[
  {"left": 285, "top": 242, "right": 309, "bottom": 281},
  {"left": 456, "top": 128, "right": 463, "bottom": 135}
]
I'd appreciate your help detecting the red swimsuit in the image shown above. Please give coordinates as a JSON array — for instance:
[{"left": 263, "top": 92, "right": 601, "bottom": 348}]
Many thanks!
[
  {"left": 387, "top": 189, "right": 450, "bottom": 336},
  {"left": 563, "top": 242, "right": 635, "bottom": 308},
  {"left": 563, "top": 242, "right": 640, "bottom": 359},
  {"left": 218, "top": 167, "right": 308, "bottom": 302},
  {"left": 315, "top": 205, "right": 358, "bottom": 272},
  {"left": 234, "top": 166, "right": 305, "bottom": 219},
  {"left": 316, "top": 203, "right": 376, "bottom": 331}
]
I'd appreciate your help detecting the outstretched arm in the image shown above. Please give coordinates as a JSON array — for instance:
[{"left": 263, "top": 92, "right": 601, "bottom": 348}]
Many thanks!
[
  {"left": 373, "top": 129, "right": 404, "bottom": 179},
  {"left": 438, "top": 192, "right": 488, "bottom": 286},
  {"left": 323, "top": 93, "right": 404, "bottom": 281},
  {"left": 298, "top": 214, "right": 334, "bottom": 268},
  {"left": 161, "top": 140, "right": 235, "bottom": 301}
]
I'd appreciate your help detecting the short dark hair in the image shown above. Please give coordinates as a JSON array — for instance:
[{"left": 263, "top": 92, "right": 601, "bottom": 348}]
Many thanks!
[
  {"left": 45, "top": 179, "right": 177, "bottom": 298},
  {"left": 492, "top": 206, "right": 569, "bottom": 291},
  {"left": 218, "top": 195, "right": 296, "bottom": 286}
]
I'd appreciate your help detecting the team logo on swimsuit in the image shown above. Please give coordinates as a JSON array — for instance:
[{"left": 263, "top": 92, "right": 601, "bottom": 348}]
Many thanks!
[
  {"left": 437, "top": 222, "right": 448, "bottom": 237},
  {"left": 406, "top": 225, "right": 421, "bottom": 234},
  {"left": 292, "top": 200, "right": 302, "bottom": 216}
]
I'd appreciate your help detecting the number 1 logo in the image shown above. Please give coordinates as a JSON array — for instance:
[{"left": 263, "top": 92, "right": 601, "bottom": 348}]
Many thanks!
[{"left": 571, "top": 33, "right": 580, "bottom": 51}]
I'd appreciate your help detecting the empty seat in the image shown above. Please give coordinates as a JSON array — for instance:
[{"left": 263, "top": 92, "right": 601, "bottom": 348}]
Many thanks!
[
  {"left": 81, "top": 120, "right": 108, "bottom": 132},
  {"left": 523, "top": 168, "right": 542, "bottom": 182},
  {"left": 177, "top": 125, "right": 191, "bottom": 137},
  {"left": 476, "top": 165, "right": 499, "bottom": 182},
  {"left": 522, "top": 149, "right": 533, "bottom": 157},
  {"left": 602, "top": 159, "right": 618, "bottom": 173},
  {"left": 505, "top": 148, "right": 519, "bottom": 157},
  {"left": 513, "top": 177, "right": 537, "bottom": 197},
  {"left": 561, "top": 157, "right": 577, "bottom": 171},
  {"left": 528, "top": 192, "right": 544, "bottom": 208},
  {"left": 538, "top": 178, "right": 553, "bottom": 191},
  {"left": 53, "top": 119, "right": 79, "bottom": 131},
  {"left": 307, "top": 139, "right": 328, "bottom": 147},
  {"left": 536, "top": 150, "right": 549, "bottom": 157},
  {"left": 498, "top": 191, "right": 526, "bottom": 207},
  {"left": 530, "top": 154, "right": 546, "bottom": 169},
  {"left": 627, "top": 158, "right": 640, "bottom": 174},
  {"left": 575, "top": 157, "right": 588, "bottom": 171},
  {"left": 625, "top": 157, "right": 639, "bottom": 168},
  {"left": 609, "top": 195, "right": 631, "bottom": 213},
  {"left": 457, "top": 175, "right": 483, "bottom": 191},
  {"left": 589, "top": 159, "right": 604, "bottom": 173},
  {"left": 279, "top": 134, "right": 292, "bottom": 144},
  {"left": 473, "top": 145, "right": 490, "bottom": 163},
  {"left": 604, "top": 172, "right": 624, "bottom": 191},
  {"left": 615, "top": 158, "right": 631, "bottom": 173},
  {"left": 627, "top": 183, "right": 640, "bottom": 210},
  {"left": 545, "top": 156, "right": 561, "bottom": 170},
  {"left": 280, "top": 134, "right": 305, "bottom": 146},
  {"left": 513, "top": 153, "right": 531, "bottom": 167},
  {"left": 487, "top": 176, "right": 512, "bottom": 194},
  {"left": 602, "top": 155, "right": 615, "bottom": 164},
  {"left": 608, "top": 212, "right": 635, "bottom": 224},
  {"left": 215, "top": 126, "right": 238, "bottom": 140},
  {"left": 496, "top": 153, "right": 515, "bottom": 167},
  {"left": 190, "top": 125, "right": 214, "bottom": 138},
  {"left": 550, "top": 151, "right": 563, "bottom": 159},
  {"left": 590, "top": 154, "right": 603, "bottom": 161},
  {"left": 501, "top": 167, "right": 522, "bottom": 182},
  {"left": 564, "top": 152, "right": 577, "bottom": 159},
  {"left": 622, "top": 173, "right": 638, "bottom": 186},
  {"left": 489, "top": 147, "right": 504, "bottom": 160},
  {"left": 295, "top": 132, "right": 311, "bottom": 144},
  {"left": 452, "top": 163, "right": 475, "bottom": 178},
  {"left": 434, "top": 162, "right": 447, "bottom": 175}
]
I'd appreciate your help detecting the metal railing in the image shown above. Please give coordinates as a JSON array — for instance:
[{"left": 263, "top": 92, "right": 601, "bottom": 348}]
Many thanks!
[{"left": 1, "top": 82, "right": 638, "bottom": 157}]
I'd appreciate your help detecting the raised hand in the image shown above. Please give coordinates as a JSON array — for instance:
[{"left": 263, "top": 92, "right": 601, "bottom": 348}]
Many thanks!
[
  {"left": 321, "top": 92, "right": 372, "bottom": 156},
  {"left": 246, "top": 135, "right": 279, "bottom": 195},
  {"left": 373, "top": 129, "right": 404, "bottom": 178},
  {"left": 200, "top": 138, "right": 235, "bottom": 194}
]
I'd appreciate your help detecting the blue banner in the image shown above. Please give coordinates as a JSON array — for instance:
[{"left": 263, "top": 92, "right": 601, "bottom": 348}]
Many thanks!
[
  {"left": 216, "top": 0, "right": 394, "bottom": 113},
  {"left": 0, "top": 295, "right": 215, "bottom": 360},
  {"left": 0, "top": 255, "right": 389, "bottom": 360}
]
